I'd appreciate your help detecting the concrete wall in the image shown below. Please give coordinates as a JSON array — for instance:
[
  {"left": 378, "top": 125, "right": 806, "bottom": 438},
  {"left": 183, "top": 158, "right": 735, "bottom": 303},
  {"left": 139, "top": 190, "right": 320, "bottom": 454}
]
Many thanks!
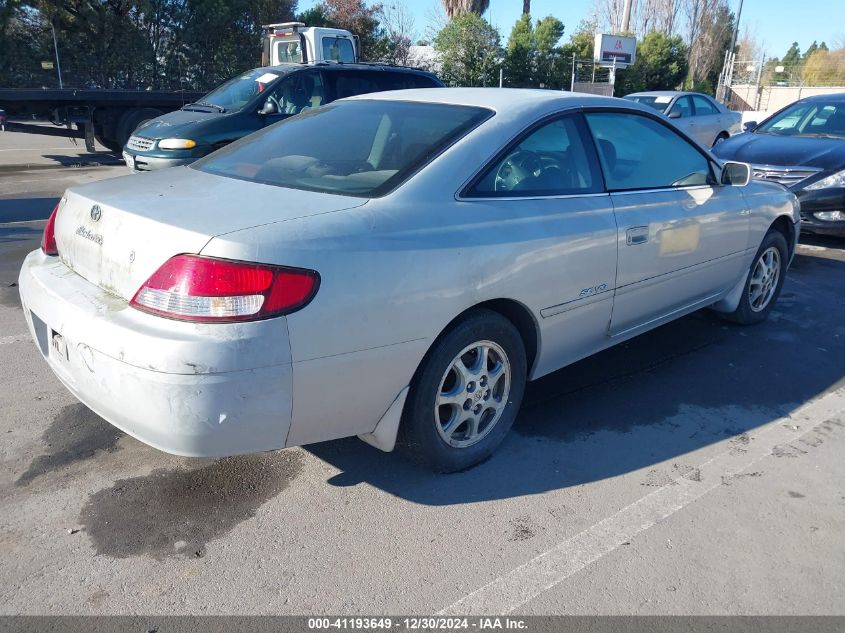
[{"left": 729, "top": 84, "right": 845, "bottom": 112}]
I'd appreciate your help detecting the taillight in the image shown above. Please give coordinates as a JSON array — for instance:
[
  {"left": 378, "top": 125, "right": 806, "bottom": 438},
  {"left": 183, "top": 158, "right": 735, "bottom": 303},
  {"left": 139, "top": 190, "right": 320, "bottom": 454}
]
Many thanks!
[
  {"left": 130, "top": 255, "right": 319, "bottom": 322},
  {"left": 41, "top": 203, "right": 60, "bottom": 256}
]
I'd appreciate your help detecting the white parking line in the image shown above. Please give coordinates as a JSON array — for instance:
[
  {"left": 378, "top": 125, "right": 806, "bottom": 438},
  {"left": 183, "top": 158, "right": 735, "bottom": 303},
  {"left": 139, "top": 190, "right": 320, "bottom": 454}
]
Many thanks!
[
  {"left": 438, "top": 388, "right": 845, "bottom": 616},
  {"left": 0, "top": 334, "right": 29, "bottom": 345}
]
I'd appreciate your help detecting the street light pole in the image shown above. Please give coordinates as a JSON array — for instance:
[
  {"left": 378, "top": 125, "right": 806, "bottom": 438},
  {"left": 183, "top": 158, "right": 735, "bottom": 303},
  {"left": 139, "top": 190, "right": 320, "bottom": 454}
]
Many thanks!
[{"left": 50, "top": 22, "right": 63, "bottom": 89}]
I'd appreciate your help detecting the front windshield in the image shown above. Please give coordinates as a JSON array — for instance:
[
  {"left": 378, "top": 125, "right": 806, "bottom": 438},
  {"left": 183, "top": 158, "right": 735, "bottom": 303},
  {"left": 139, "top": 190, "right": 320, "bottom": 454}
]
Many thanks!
[
  {"left": 756, "top": 101, "right": 845, "bottom": 138},
  {"left": 624, "top": 95, "right": 671, "bottom": 113},
  {"left": 198, "top": 68, "right": 285, "bottom": 112},
  {"left": 194, "top": 100, "right": 491, "bottom": 197}
]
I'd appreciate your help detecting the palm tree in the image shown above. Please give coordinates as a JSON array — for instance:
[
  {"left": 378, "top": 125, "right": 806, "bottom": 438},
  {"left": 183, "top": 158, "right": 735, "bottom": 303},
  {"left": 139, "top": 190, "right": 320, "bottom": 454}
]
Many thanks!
[{"left": 442, "top": 0, "right": 490, "bottom": 19}]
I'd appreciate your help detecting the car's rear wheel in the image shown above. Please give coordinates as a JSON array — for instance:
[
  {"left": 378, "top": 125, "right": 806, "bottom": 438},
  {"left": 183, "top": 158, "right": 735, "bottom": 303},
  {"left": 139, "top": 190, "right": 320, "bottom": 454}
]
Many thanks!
[
  {"left": 720, "top": 229, "right": 788, "bottom": 325},
  {"left": 398, "top": 309, "right": 527, "bottom": 472}
]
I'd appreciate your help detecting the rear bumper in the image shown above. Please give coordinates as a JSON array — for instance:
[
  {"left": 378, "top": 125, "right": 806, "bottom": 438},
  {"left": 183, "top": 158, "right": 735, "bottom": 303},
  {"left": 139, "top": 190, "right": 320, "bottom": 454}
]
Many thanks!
[{"left": 18, "top": 250, "right": 293, "bottom": 457}]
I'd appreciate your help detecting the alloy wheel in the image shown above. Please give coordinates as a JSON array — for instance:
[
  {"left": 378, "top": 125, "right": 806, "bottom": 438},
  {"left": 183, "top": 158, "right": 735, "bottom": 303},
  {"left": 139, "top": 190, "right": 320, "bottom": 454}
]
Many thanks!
[
  {"left": 434, "top": 340, "right": 511, "bottom": 448},
  {"left": 749, "top": 246, "right": 781, "bottom": 312}
]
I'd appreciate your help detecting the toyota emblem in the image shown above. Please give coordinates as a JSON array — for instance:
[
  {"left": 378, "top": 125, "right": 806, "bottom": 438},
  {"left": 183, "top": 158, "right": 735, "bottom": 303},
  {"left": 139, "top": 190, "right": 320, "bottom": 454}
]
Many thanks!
[{"left": 90, "top": 205, "right": 102, "bottom": 222}]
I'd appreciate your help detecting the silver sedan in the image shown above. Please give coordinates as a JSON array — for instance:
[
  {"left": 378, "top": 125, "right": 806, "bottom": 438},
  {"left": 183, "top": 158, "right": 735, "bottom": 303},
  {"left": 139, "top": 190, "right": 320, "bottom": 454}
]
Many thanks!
[
  {"left": 624, "top": 90, "right": 742, "bottom": 148},
  {"left": 19, "top": 89, "right": 799, "bottom": 472}
]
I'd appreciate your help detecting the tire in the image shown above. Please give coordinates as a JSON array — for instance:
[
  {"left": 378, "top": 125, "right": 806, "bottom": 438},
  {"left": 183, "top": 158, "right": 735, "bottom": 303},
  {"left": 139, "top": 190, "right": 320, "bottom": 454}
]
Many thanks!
[
  {"left": 397, "top": 309, "right": 527, "bottom": 473},
  {"left": 720, "top": 229, "right": 788, "bottom": 325},
  {"left": 94, "top": 133, "right": 122, "bottom": 154},
  {"left": 712, "top": 132, "right": 729, "bottom": 147},
  {"left": 116, "top": 108, "right": 163, "bottom": 149}
]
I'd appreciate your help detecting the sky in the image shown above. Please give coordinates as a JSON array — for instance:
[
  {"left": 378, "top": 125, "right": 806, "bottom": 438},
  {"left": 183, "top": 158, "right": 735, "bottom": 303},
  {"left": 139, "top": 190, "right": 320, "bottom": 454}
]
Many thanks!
[{"left": 299, "top": 0, "right": 844, "bottom": 60}]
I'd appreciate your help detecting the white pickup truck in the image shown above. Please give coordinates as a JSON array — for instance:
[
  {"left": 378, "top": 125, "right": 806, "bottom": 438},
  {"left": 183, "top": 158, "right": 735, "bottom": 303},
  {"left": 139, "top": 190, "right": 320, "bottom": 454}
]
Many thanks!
[{"left": 261, "top": 22, "right": 359, "bottom": 66}]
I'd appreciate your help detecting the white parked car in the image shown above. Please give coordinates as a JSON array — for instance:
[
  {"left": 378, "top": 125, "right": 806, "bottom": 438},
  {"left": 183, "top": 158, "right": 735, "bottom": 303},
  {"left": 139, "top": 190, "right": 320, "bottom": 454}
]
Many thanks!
[
  {"left": 624, "top": 90, "right": 742, "bottom": 148},
  {"left": 19, "top": 89, "right": 799, "bottom": 472}
]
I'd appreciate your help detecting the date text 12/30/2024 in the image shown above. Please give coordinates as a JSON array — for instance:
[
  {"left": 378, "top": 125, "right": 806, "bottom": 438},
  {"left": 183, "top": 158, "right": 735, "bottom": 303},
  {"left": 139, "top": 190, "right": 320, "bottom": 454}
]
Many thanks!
[{"left": 307, "top": 617, "right": 529, "bottom": 630}]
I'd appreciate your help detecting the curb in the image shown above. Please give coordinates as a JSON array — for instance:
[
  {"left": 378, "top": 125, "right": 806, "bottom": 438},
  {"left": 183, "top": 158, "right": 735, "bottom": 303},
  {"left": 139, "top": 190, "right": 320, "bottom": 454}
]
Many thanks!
[{"left": 0, "top": 161, "right": 124, "bottom": 173}]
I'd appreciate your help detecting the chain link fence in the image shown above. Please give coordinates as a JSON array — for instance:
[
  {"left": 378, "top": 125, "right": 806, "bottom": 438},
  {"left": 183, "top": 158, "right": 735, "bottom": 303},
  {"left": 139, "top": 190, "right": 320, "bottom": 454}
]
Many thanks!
[
  {"left": 721, "top": 54, "right": 845, "bottom": 112},
  {"left": 570, "top": 59, "right": 614, "bottom": 96}
]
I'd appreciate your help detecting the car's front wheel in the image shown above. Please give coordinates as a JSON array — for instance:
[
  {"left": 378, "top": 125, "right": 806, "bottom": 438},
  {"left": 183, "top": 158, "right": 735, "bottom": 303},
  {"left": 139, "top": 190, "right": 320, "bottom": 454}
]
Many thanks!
[
  {"left": 712, "top": 132, "right": 730, "bottom": 147},
  {"left": 398, "top": 309, "right": 527, "bottom": 473},
  {"left": 721, "top": 229, "right": 788, "bottom": 324}
]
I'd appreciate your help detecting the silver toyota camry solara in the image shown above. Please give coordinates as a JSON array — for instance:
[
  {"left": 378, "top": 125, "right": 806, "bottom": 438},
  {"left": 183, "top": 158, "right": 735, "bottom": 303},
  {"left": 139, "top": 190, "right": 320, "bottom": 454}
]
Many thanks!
[{"left": 19, "top": 89, "right": 800, "bottom": 472}]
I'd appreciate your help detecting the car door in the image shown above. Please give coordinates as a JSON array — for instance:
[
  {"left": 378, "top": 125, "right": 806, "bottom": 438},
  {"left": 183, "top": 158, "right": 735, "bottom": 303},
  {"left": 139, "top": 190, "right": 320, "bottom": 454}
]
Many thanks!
[
  {"left": 460, "top": 112, "right": 618, "bottom": 376},
  {"left": 691, "top": 94, "right": 724, "bottom": 146},
  {"left": 667, "top": 95, "right": 700, "bottom": 142},
  {"left": 260, "top": 70, "right": 326, "bottom": 125},
  {"left": 583, "top": 110, "right": 750, "bottom": 338}
]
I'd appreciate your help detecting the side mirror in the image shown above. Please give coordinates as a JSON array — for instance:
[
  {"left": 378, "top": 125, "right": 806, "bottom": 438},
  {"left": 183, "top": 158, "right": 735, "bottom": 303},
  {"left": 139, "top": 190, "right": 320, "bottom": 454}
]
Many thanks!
[
  {"left": 743, "top": 121, "right": 757, "bottom": 132},
  {"left": 668, "top": 110, "right": 681, "bottom": 119},
  {"left": 258, "top": 99, "right": 278, "bottom": 115},
  {"left": 721, "top": 161, "right": 751, "bottom": 187}
]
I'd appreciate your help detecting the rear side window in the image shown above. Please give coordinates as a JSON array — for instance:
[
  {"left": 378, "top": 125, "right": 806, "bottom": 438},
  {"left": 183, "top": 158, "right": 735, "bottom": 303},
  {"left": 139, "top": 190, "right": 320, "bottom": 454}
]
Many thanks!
[
  {"left": 692, "top": 95, "right": 718, "bottom": 115},
  {"left": 331, "top": 72, "right": 379, "bottom": 99},
  {"left": 329, "top": 71, "right": 438, "bottom": 100},
  {"left": 585, "top": 112, "right": 713, "bottom": 190},
  {"left": 377, "top": 73, "right": 441, "bottom": 90},
  {"left": 194, "top": 100, "right": 491, "bottom": 197},
  {"left": 467, "top": 115, "right": 603, "bottom": 197}
]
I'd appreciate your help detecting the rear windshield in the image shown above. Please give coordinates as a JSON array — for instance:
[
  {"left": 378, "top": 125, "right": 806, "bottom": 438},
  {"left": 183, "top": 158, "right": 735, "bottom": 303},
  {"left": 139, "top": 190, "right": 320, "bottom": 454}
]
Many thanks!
[
  {"left": 194, "top": 100, "right": 491, "bottom": 197},
  {"left": 623, "top": 95, "right": 671, "bottom": 112}
]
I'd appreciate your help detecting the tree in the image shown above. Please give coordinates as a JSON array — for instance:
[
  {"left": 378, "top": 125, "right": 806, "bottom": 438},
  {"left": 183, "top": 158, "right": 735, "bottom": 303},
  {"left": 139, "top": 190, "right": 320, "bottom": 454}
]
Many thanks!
[
  {"left": 616, "top": 31, "right": 688, "bottom": 93},
  {"left": 433, "top": 12, "right": 500, "bottom": 86},
  {"left": 635, "top": 0, "right": 680, "bottom": 36},
  {"left": 504, "top": 14, "right": 533, "bottom": 87},
  {"left": 296, "top": 5, "right": 336, "bottom": 26},
  {"left": 320, "top": 0, "right": 384, "bottom": 60},
  {"left": 0, "top": 1, "right": 49, "bottom": 88},
  {"left": 0, "top": 0, "right": 299, "bottom": 90},
  {"left": 735, "top": 23, "right": 762, "bottom": 61},
  {"left": 534, "top": 16, "right": 565, "bottom": 87},
  {"left": 682, "top": 0, "right": 733, "bottom": 92},
  {"left": 441, "top": 0, "right": 489, "bottom": 20},
  {"left": 379, "top": 2, "right": 415, "bottom": 65},
  {"left": 802, "top": 46, "right": 845, "bottom": 86},
  {"left": 781, "top": 41, "right": 802, "bottom": 68},
  {"left": 562, "top": 19, "right": 595, "bottom": 60}
]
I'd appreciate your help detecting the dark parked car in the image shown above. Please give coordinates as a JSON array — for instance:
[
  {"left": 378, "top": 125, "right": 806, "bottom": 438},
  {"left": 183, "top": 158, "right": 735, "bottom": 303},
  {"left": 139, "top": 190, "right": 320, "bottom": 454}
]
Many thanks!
[
  {"left": 122, "top": 63, "right": 443, "bottom": 172},
  {"left": 713, "top": 93, "right": 845, "bottom": 237}
]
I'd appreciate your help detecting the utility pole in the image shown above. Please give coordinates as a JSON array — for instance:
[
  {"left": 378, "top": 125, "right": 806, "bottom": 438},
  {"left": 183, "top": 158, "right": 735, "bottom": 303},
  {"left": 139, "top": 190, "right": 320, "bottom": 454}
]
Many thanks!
[
  {"left": 727, "top": 0, "right": 744, "bottom": 60},
  {"left": 50, "top": 22, "right": 63, "bottom": 89},
  {"left": 621, "top": 0, "right": 635, "bottom": 32}
]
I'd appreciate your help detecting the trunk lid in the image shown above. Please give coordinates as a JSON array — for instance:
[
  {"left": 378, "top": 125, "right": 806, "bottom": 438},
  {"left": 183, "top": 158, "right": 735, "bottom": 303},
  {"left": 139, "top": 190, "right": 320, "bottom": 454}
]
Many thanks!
[{"left": 54, "top": 167, "right": 366, "bottom": 300}]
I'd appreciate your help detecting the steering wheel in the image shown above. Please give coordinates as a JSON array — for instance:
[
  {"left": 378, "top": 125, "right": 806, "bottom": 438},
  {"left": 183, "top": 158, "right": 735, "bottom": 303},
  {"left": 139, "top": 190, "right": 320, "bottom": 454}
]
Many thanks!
[{"left": 494, "top": 150, "right": 543, "bottom": 192}]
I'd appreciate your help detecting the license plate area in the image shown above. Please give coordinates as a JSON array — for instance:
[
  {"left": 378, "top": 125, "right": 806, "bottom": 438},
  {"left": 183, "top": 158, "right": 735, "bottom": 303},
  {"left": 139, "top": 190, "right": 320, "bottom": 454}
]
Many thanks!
[{"left": 30, "top": 311, "right": 49, "bottom": 357}]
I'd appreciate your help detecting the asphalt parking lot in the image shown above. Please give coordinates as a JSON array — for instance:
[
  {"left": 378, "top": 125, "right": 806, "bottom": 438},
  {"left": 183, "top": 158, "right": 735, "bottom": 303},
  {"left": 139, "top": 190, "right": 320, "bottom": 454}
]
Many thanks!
[{"left": 1, "top": 155, "right": 844, "bottom": 615}]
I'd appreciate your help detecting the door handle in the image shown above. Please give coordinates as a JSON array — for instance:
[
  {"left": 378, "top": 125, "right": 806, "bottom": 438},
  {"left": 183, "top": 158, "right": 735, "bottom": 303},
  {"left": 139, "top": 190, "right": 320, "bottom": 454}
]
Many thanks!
[{"left": 626, "top": 226, "right": 649, "bottom": 245}]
